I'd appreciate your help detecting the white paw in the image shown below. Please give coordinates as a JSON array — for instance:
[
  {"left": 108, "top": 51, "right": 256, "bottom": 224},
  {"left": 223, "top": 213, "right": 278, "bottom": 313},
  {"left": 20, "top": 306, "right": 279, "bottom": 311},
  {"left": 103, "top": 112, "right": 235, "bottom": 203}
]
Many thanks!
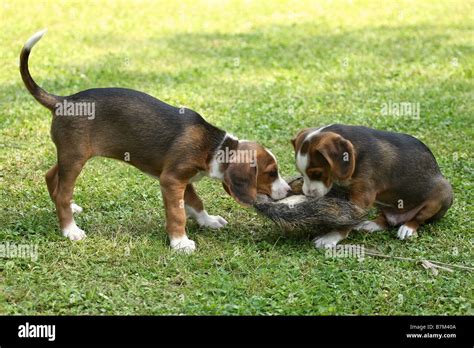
[
  {"left": 198, "top": 214, "right": 228, "bottom": 229},
  {"left": 62, "top": 222, "right": 86, "bottom": 241},
  {"left": 170, "top": 236, "right": 196, "bottom": 254},
  {"left": 70, "top": 203, "right": 83, "bottom": 214},
  {"left": 186, "top": 206, "right": 228, "bottom": 229},
  {"left": 313, "top": 231, "right": 344, "bottom": 249},
  {"left": 355, "top": 220, "right": 384, "bottom": 232},
  {"left": 397, "top": 224, "right": 416, "bottom": 240}
]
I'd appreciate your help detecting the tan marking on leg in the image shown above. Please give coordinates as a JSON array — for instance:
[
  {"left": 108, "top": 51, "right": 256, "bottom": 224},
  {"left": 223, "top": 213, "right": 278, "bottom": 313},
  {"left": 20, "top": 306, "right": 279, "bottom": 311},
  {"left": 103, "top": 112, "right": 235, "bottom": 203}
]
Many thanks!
[
  {"left": 184, "top": 184, "right": 228, "bottom": 229},
  {"left": 55, "top": 159, "right": 87, "bottom": 240},
  {"left": 45, "top": 163, "right": 59, "bottom": 201},
  {"left": 56, "top": 165, "right": 82, "bottom": 227},
  {"left": 184, "top": 184, "right": 204, "bottom": 213},
  {"left": 348, "top": 181, "right": 377, "bottom": 209},
  {"left": 160, "top": 175, "right": 195, "bottom": 252},
  {"left": 161, "top": 176, "right": 187, "bottom": 239},
  {"left": 398, "top": 198, "right": 444, "bottom": 240},
  {"left": 373, "top": 214, "right": 389, "bottom": 229}
]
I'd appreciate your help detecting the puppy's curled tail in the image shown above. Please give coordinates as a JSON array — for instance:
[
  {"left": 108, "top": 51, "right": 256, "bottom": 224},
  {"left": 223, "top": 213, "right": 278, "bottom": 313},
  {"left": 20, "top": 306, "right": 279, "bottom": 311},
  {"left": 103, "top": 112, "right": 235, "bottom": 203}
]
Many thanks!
[{"left": 20, "top": 29, "right": 60, "bottom": 110}]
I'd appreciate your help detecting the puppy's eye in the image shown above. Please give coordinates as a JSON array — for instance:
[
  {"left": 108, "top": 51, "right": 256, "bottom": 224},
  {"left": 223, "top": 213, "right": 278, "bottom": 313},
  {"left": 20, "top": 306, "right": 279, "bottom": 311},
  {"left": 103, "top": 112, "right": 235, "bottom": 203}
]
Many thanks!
[
  {"left": 268, "top": 169, "right": 278, "bottom": 178},
  {"left": 307, "top": 168, "right": 323, "bottom": 180}
]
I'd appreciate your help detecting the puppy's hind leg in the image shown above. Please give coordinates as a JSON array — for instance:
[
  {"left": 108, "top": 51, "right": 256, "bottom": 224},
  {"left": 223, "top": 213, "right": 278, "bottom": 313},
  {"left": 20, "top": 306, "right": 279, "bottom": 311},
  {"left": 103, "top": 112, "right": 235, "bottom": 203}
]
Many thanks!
[
  {"left": 54, "top": 155, "right": 88, "bottom": 241},
  {"left": 397, "top": 180, "right": 453, "bottom": 240},
  {"left": 184, "top": 184, "right": 227, "bottom": 229},
  {"left": 397, "top": 200, "right": 442, "bottom": 240},
  {"left": 46, "top": 163, "right": 83, "bottom": 215},
  {"left": 45, "top": 163, "right": 59, "bottom": 200}
]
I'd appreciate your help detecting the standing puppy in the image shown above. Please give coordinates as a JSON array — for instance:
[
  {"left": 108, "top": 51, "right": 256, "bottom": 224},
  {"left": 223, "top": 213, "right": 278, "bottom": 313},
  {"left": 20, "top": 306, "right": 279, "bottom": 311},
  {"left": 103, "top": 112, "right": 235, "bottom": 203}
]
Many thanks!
[
  {"left": 20, "top": 30, "right": 290, "bottom": 252},
  {"left": 292, "top": 124, "right": 453, "bottom": 248}
]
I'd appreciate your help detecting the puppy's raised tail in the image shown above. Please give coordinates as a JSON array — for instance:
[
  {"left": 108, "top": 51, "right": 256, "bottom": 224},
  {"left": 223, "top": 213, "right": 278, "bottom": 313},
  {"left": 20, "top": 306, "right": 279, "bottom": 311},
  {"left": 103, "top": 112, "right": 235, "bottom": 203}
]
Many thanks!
[{"left": 20, "top": 29, "right": 60, "bottom": 110}]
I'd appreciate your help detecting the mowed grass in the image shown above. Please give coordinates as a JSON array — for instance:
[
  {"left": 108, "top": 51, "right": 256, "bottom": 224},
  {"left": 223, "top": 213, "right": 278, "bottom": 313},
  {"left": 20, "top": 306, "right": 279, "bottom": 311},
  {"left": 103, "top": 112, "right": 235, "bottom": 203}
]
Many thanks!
[{"left": 0, "top": 0, "right": 473, "bottom": 315}]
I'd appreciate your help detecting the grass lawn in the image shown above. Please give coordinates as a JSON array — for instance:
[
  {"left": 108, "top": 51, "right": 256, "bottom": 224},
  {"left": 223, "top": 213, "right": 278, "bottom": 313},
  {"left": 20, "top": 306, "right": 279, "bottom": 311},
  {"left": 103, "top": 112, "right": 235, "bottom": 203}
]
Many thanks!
[{"left": 0, "top": 0, "right": 473, "bottom": 315}]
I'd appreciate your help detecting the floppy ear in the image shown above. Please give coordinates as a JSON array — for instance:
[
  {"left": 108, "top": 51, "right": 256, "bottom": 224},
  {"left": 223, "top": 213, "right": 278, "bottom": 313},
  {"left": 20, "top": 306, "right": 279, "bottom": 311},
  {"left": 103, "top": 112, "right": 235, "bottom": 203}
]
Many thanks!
[
  {"left": 223, "top": 162, "right": 257, "bottom": 206},
  {"left": 316, "top": 134, "right": 355, "bottom": 180}
]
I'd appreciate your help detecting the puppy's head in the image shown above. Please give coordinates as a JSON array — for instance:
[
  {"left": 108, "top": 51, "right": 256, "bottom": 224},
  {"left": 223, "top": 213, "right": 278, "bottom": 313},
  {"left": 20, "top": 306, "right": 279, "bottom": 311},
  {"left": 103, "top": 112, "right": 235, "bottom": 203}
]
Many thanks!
[
  {"left": 292, "top": 128, "right": 355, "bottom": 197},
  {"left": 222, "top": 141, "right": 290, "bottom": 205}
]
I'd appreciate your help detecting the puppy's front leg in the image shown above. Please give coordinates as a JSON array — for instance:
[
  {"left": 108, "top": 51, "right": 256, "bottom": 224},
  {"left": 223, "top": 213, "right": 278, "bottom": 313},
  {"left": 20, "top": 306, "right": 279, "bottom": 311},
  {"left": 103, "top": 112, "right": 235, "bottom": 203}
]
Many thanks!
[
  {"left": 160, "top": 175, "right": 195, "bottom": 253},
  {"left": 354, "top": 213, "right": 388, "bottom": 233},
  {"left": 313, "top": 228, "right": 351, "bottom": 249},
  {"left": 184, "top": 184, "right": 227, "bottom": 229},
  {"left": 350, "top": 185, "right": 383, "bottom": 231},
  {"left": 314, "top": 185, "right": 377, "bottom": 249}
]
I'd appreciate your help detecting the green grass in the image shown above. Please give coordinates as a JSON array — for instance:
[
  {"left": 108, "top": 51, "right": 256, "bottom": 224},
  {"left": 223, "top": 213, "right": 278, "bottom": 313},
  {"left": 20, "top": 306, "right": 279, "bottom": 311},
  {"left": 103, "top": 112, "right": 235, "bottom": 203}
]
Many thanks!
[{"left": 0, "top": 0, "right": 473, "bottom": 315}]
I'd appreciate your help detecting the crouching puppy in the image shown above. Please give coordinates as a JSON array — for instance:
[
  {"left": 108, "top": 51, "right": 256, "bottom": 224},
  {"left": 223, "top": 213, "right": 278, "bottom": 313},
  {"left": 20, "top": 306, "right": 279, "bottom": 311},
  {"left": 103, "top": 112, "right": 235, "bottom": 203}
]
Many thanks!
[
  {"left": 20, "top": 30, "right": 290, "bottom": 253},
  {"left": 291, "top": 124, "right": 453, "bottom": 248}
]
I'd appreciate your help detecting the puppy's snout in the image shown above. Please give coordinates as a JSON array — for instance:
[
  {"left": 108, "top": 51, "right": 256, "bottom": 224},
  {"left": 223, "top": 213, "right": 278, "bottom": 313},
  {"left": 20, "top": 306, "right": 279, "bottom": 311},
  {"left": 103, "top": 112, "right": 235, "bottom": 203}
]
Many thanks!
[
  {"left": 303, "top": 186, "right": 314, "bottom": 197},
  {"left": 280, "top": 183, "right": 291, "bottom": 198},
  {"left": 271, "top": 178, "right": 291, "bottom": 200},
  {"left": 302, "top": 181, "right": 325, "bottom": 198},
  {"left": 307, "top": 190, "right": 322, "bottom": 198},
  {"left": 282, "top": 180, "right": 291, "bottom": 193}
]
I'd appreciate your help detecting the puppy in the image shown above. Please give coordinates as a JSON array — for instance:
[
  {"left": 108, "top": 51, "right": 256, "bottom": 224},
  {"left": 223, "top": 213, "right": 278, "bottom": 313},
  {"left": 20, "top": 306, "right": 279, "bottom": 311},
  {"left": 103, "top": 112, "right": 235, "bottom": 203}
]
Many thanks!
[
  {"left": 20, "top": 30, "right": 290, "bottom": 252},
  {"left": 292, "top": 124, "right": 453, "bottom": 248}
]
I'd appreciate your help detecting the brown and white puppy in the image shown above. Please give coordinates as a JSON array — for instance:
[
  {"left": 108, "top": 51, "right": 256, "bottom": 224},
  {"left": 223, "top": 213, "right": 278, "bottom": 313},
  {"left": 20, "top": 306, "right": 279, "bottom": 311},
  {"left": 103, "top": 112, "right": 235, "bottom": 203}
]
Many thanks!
[
  {"left": 20, "top": 30, "right": 290, "bottom": 253},
  {"left": 292, "top": 124, "right": 453, "bottom": 248}
]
